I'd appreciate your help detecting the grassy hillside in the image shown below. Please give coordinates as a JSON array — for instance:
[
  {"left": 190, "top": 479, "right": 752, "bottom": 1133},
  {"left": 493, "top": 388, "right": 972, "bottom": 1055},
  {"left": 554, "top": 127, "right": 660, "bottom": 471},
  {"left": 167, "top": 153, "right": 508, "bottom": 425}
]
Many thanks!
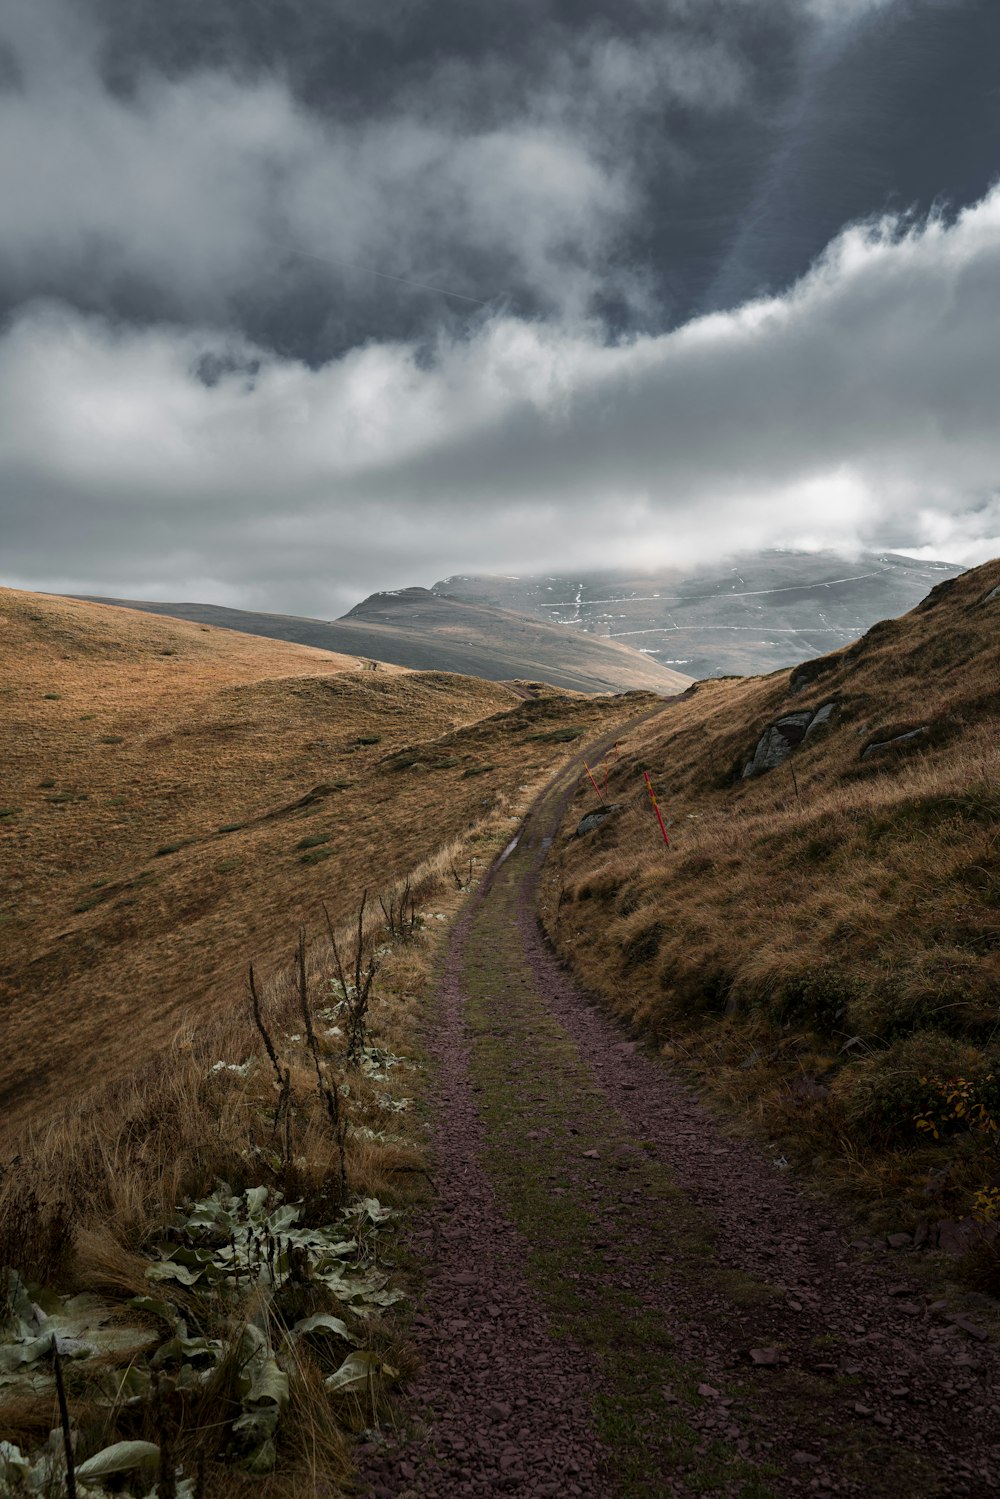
[
  {"left": 541, "top": 558, "right": 1000, "bottom": 1273},
  {"left": 75, "top": 587, "right": 692, "bottom": 696},
  {"left": 0, "top": 588, "right": 652, "bottom": 1136}
]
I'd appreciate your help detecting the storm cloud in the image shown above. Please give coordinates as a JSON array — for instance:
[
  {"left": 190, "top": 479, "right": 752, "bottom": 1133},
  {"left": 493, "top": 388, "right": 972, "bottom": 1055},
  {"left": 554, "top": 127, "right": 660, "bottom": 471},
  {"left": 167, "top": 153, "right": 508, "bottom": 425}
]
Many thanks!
[{"left": 1, "top": 0, "right": 998, "bottom": 610}]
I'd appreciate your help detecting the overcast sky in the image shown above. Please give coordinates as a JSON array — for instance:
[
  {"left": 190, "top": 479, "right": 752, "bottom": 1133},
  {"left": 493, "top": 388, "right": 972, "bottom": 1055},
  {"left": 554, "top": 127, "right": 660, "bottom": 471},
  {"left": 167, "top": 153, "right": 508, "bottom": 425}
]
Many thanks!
[{"left": 1, "top": 0, "right": 999, "bottom": 614}]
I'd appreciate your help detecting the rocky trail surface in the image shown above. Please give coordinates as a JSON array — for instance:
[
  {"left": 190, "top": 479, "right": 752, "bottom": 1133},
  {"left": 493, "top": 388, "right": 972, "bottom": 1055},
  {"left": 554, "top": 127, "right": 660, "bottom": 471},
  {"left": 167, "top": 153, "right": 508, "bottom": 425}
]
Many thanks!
[{"left": 361, "top": 737, "right": 1000, "bottom": 1498}]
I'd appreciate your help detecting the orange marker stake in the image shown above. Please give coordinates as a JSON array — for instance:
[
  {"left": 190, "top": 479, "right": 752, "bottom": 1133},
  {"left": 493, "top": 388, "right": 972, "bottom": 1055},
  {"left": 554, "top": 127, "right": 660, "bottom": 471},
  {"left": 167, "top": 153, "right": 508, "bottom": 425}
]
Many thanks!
[
  {"left": 644, "top": 771, "right": 670, "bottom": 846},
  {"left": 584, "top": 762, "right": 606, "bottom": 804}
]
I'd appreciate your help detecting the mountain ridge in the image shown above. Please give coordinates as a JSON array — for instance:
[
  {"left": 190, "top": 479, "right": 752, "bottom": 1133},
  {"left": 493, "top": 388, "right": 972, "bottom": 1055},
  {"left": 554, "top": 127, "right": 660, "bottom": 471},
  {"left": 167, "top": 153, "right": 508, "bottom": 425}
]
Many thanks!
[
  {"left": 70, "top": 589, "right": 691, "bottom": 696},
  {"left": 432, "top": 548, "right": 963, "bottom": 678}
]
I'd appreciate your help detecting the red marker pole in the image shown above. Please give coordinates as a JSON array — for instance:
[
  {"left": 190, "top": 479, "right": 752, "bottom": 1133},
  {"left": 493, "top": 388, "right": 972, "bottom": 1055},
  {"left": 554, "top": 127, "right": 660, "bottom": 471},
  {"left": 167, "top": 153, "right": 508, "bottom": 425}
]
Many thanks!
[
  {"left": 584, "top": 762, "right": 606, "bottom": 804},
  {"left": 644, "top": 771, "right": 670, "bottom": 846}
]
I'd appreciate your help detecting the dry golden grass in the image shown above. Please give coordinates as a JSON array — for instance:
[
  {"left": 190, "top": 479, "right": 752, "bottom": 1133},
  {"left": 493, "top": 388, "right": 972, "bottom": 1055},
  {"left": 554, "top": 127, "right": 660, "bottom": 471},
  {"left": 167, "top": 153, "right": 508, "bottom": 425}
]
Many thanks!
[
  {"left": 0, "top": 784, "right": 552, "bottom": 1493},
  {"left": 0, "top": 587, "right": 665, "bottom": 1491},
  {"left": 542, "top": 558, "right": 1000, "bottom": 1245},
  {"left": 0, "top": 587, "right": 650, "bottom": 1138}
]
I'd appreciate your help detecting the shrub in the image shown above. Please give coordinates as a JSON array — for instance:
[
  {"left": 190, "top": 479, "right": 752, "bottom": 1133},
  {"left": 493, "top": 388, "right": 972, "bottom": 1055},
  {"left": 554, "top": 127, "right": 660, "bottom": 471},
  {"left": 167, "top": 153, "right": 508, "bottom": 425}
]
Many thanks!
[
  {"left": 296, "top": 834, "right": 331, "bottom": 851},
  {"left": 769, "top": 968, "right": 857, "bottom": 1034},
  {"left": 832, "top": 1032, "right": 988, "bottom": 1146}
]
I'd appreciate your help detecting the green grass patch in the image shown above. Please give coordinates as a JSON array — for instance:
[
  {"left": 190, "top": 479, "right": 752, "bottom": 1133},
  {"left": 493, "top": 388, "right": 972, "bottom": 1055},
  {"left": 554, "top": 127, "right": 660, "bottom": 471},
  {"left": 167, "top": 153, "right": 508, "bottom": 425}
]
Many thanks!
[
  {"left": 460, "top": 858, "right": 779, "bottom": 1498},
  {"left": 154, "top": 842, "right": 185, "bottom": 857},
  {"left": 0, "top": 807, "right": 19, "bottom": 820},
  {"left": 387, "top": 753, "right": 422, "bottom": 771},
  {"left": 461, "top": 763, "right": 496, "bottom": 777},
  {"left": 215, "top": 858, "right": 241, "bottom": 874},
  {"left": 98, "top": 735, "right": 125, "bottom": 744},
  {"left": 354, "top": 734, "right": 382, "bottom": 745},
  {"left": 299, "top": 846, "right": 334, "bottom": 865},
  {"left": 217, "top": 822, "right": 244, "bottom": 833},
  {"left": 527, "top": 727, "right": 583, "bottom": 743},
  {"left": 42, "top": 692, "right": 62, "bottom": 700},
  {"left": 296, "top": 833, "right": 331, "bottom": 851}
]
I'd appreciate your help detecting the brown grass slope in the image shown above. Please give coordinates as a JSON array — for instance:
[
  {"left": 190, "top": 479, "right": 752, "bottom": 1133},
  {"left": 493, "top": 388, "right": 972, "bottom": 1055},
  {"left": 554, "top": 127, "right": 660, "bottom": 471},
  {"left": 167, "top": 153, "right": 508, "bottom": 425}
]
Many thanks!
[
  {"left": 543, "top": 558, "right": 1000, "bottom": 1254},
  {"left": 0, "top": 588, "right": 657, "bottom": 1138}
]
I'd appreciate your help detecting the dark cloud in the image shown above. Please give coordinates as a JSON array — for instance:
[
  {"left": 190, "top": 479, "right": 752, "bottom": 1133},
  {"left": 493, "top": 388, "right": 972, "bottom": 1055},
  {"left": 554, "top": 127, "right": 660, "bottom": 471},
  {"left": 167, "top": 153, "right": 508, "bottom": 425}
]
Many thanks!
[{"left": 0, "top": 0, "right": 998, "bottom": 610}]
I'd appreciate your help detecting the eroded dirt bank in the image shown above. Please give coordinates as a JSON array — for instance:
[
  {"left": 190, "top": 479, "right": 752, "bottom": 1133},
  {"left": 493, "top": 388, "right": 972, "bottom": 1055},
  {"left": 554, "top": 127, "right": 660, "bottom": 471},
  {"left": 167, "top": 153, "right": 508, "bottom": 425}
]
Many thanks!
[{"left": 362, "top": 746, "right": 1000, "bottom": 1498}]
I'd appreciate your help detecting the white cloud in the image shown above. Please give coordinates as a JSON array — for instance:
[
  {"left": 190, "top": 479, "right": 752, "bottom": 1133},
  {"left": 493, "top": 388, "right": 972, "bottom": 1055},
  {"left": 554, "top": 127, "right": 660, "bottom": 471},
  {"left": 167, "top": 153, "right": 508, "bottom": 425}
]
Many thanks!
[{"left": 2, "top": 181, "right": 999, "bottom": 610}]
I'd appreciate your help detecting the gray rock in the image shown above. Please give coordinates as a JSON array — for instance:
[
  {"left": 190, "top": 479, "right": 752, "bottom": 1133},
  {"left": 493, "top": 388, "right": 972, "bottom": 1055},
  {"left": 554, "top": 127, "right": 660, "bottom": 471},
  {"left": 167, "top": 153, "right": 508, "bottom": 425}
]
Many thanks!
[
  {"left": 981, "top": 583, "right": 1000, "bottom": 605},
  {"left": 861, "top": 726, "right": 928, "bottom": 761},
  {"left": 575, "top": 805, "right": 619, "bottom": 836},
  {"left": 804, "top": 701, "right": 837, "bottom": 737},
  {"left": 742, "top": 713, "right": 813, "bottom": 778}
]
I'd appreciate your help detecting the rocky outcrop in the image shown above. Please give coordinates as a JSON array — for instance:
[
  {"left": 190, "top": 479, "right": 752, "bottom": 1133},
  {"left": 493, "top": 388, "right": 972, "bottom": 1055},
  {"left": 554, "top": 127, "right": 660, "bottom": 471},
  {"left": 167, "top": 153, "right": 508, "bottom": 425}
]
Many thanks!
[
  {"left": 861, "top": 726, "right": 928, "bottom": 761},
  {"left": 575, "top": 805, "right": 619, "bottom": 836},
  {"left": 981, "top": 583, "right": 1000, "bottom": 605},
  {"left": 741, "top": 702, "right": 838, "bottom": 779}
]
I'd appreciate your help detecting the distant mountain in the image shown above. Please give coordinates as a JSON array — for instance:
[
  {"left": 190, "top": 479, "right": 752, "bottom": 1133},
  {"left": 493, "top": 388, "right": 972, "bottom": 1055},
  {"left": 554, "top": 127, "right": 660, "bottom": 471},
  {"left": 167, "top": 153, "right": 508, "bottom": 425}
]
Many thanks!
[
  {"left": 432, "top": 550, "right": 963, "bottom": 678},
  {"left": 74, "top": 587, "right": 691, "bottom": 696}
]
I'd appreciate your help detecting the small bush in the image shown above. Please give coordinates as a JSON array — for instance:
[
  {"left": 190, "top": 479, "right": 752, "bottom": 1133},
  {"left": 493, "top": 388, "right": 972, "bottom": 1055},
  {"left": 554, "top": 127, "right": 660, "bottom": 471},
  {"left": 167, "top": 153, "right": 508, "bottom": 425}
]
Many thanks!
[
  {"left": 297, "top": 834, "right": 331, "bottom": 851},
  {"left": 769, "top": 969, "right": 857, "bottom": 1034},
  {"left": 42, "top": 692, "right": 61, "bottom": 700},
  {"left": 832, "top": 1032, "right": 988, "bottom": 1146},
  {"left": 154, "top": 843, "right": 184, "bottom": 857}
]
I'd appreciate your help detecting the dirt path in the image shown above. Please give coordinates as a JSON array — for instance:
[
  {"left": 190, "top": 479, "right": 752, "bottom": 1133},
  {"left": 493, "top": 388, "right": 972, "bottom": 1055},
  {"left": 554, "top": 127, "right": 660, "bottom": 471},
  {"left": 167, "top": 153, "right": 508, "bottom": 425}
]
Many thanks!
[{"left": 361, "top": 744, "right": 1000, "bottom": 1498}]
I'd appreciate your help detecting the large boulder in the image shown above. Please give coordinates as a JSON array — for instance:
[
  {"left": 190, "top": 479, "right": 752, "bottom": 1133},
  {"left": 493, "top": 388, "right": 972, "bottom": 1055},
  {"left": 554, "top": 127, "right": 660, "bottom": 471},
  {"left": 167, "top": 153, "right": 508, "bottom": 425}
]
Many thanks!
[{"left": 742, "top": 702, "right": 837, "bottom": 779}]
